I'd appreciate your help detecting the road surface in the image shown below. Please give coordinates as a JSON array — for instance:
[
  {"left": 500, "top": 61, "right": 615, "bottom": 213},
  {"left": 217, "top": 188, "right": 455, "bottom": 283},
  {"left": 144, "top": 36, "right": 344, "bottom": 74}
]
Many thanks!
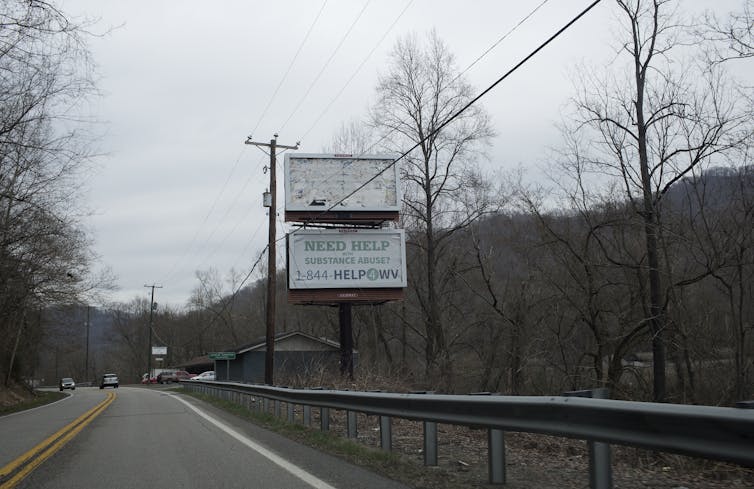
[{"left": 0, "top": 386, "right": 410, "bottom": 489}]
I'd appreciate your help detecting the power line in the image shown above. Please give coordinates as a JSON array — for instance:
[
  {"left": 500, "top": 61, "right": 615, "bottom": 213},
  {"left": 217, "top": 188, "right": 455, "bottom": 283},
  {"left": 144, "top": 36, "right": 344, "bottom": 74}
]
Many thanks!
[
  {"left": 299, "top": 0, "right": 414, "bottom": 142},
  {"left": 318, "top": 0, "right": 604, "bottom": 219},
  {"left": 249, "top": 0, "right": 329, "bottom": 137},
  {"left": 193, "top": 154, "right": 267, "bottom": 270},
  {"left": 455, "top": 0, "right": 551, "bottom": 82},
  {"left": 277, "top": 0, "right": 371, "bottom": 134},
  {"left": 160, "top": 0, "right": 327, "bottom": 287},
  {"left": 197, "top": 196, "right": 265, "bottom": 272},
  {"left": 160, "top": 148, "right": 257, "bottom": 285},
  {"left": 166, "top": 0, "right": 547, "bottom": 291},
  {"left": 302, "top": 0, "right": 550, "bottom": 182},
  {"left": 179, "top": 244, "right": 268, "bottom": 349}
]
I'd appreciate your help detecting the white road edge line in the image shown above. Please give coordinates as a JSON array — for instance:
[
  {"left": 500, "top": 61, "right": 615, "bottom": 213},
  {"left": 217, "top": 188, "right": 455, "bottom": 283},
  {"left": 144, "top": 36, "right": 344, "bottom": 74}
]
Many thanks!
[{"left": 168, "top": 393, "right": 338, "bottom": 489}]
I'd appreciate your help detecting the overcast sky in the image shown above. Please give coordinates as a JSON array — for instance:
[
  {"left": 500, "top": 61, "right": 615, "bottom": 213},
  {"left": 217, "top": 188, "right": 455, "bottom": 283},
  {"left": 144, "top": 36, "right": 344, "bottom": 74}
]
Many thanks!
[{"left": 62, "top": 0, "right": 745, "bottom": 308}]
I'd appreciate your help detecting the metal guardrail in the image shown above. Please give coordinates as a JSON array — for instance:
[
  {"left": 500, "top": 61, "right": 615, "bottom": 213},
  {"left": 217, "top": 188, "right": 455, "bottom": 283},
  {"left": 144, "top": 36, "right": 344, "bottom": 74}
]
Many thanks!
[{"left": 182, "top": 381, "right": 754, "bottom": 487}]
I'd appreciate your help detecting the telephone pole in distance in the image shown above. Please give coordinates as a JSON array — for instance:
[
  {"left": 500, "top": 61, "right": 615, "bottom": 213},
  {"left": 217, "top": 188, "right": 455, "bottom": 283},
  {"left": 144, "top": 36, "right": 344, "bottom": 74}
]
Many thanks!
[
  {"left": 245, "top": 134, "right": 299, "bottom": 385},
  {"left": 144, "top": 284, "right": 162, "bottom": 381}
]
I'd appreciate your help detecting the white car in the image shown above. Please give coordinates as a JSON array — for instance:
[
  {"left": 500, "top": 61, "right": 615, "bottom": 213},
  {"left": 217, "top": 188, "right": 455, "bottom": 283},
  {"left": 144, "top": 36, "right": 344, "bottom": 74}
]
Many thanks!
[
  {"left": 190, "top": 371, "right": 215, "bottom": 381},
  {"left": 100, "top": 373, "right": 119, "bottom": 389},
  {"left": 59, "top": 378, "right": 75, "bottom": 391}
]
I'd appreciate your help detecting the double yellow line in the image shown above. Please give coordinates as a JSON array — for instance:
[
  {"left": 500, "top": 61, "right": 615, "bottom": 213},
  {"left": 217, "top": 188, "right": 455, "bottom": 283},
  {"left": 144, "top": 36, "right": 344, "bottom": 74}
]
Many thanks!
[{"left": 0, "top": 392, "right": 116, "bottom": 489}]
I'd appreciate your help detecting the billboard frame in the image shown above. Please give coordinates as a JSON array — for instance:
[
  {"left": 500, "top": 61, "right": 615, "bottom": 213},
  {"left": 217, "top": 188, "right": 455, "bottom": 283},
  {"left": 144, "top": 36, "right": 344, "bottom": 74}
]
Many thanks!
[
  {"left": 287, "top": 228, "right": 407, "bottom": 304},
  {"left": 284, "top": 153, "right": 400, "bottom": 225}
]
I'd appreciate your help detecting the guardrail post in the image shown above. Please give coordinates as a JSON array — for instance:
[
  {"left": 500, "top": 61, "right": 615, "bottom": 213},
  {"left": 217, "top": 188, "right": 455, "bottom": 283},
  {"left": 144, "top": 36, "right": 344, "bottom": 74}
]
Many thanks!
[
  {"left": 347, "top": 411, "right": 358, "bottom": 439},
  {"left": 471, "top": 392, "right": 506, "bottom": 485},
  {"left": 424, "top": 421, "right": 438, "bottom": 466},
  {"left": 409, "top": 391, "right": 439, "bottom": 466},
  {"left": 380, "top": 416, "right": 392, "bottom": 451},
  {"left": 488, "top": 428, "right": 505, "bottom": 485},
  {"left": 304, "top": 405, "right": 312, "bottom": 426},
  {"left": 564, "top": 388, "right": 612, "bottom": 489},
  {"left": 288, "top": 402, "right": 295, "bottom": 423},
  {"left": 321, "top": 407, "right": 330, "bottom": 431},
  {"left": 263, "top": 397, "right": 269, "bottom": 413},
  {"left": 274, "top": 399, "right": 281, "bottom": 418}
]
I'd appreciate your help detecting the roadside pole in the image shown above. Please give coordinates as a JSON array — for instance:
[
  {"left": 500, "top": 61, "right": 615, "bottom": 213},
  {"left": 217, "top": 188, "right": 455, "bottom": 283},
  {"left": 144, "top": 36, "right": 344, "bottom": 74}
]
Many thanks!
[
  {"left": 245, "top": 135, "right": 299, "bottom": 385},
  {"left": 144, "top": 284, "right": 162, "bottom": 381}
]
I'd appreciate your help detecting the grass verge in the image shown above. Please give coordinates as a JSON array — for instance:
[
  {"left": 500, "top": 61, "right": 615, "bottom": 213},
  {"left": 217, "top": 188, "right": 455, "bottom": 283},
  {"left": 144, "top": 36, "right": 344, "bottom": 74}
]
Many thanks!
[{"left": 0, "top": 390, "right": 67, "bottom": 416}]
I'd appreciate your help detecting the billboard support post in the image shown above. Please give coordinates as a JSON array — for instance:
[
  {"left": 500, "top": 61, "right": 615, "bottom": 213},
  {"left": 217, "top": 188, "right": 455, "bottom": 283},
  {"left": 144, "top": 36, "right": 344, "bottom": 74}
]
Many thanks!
[{"left": 339, "top": 303, "right": 354, "bottom": 379}]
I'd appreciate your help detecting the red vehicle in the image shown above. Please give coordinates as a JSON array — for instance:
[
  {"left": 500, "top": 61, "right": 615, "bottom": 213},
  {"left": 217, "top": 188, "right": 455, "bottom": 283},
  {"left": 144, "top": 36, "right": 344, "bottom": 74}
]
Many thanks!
[
  {"left": 141, "top": 373, "right": 157, "bottom": 384},
  {"left": 157, "top": 370, "right": 192, "bottom": 384}
]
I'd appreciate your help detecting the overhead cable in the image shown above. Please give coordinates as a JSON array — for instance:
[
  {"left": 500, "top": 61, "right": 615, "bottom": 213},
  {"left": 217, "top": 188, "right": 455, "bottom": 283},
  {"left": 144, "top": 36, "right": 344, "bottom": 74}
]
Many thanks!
[
  {"left": 317, "top": 0, "right": 604, "bottom": 219},
  {"left": 299, "top": 0, "right": 414, "bottom": 142},
  {"left": 277, "top": 0, "right": 372, "bottom": 134},
  {"left": 249, "top": 0, "right": 329, "bottom": 137}
]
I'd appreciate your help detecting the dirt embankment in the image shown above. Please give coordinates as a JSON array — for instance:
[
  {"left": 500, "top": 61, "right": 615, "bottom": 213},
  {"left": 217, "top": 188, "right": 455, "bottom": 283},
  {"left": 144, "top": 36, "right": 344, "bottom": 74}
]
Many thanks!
[{"left": 0, "top": 382, "right": 35, "bottom": 409}]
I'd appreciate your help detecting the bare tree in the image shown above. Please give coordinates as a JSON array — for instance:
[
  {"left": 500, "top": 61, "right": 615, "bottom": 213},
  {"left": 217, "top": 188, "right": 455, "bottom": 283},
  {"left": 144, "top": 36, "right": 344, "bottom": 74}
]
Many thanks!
[
  {"left": 563, "top": 0, "right": 752, "bottom": 401},
  {"left": 702, "top": 0, "right": 753, "bottom": 63},
  {"left": 369, "top": 30, "right": 495, "bottom": 389},
  {"left": 323, "top": 119, "right": 374, "bottom": 155},
  {"left": 1, "top": 1, "right": 101, "bottom": 385}
]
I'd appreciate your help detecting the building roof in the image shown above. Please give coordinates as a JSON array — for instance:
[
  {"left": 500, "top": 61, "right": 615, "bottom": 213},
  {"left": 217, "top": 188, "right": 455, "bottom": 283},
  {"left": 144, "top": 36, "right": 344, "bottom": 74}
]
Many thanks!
[
  {"left": 173, "top": 331, "right": 350, "bottom": 370},
  {"left": 235, "top": 330, "right": 342, "bottom": 355}
]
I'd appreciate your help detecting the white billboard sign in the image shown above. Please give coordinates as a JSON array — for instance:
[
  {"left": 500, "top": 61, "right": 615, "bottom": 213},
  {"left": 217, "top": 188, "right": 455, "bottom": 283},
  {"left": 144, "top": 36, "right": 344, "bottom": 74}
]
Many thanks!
[
  {"left": 151, "top": 346, "right": 167, "bottom": 355},
  {"left": 288, "top": 228, "right": 407, "bottom": 289},
  {"left": 284, "top": 153, "right": 399, "bottom": 212}
]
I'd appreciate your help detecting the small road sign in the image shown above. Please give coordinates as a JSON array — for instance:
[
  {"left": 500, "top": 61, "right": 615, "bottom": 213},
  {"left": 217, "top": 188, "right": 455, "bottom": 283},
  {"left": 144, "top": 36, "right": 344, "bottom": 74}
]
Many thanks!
[{"left": 209, "top": 352, "right": 236, "bottom": 360}]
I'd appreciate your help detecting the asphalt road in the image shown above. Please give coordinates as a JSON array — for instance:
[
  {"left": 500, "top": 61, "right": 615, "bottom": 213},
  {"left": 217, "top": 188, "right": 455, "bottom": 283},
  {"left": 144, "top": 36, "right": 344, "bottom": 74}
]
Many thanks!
[{"left": 0, "top": 386, "right": 410, "bottom": 489}]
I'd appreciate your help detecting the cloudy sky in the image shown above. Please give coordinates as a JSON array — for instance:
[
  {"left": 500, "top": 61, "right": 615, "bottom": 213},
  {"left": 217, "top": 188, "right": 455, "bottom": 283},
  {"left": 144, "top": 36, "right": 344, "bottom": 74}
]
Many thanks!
[{"left": 62, "top": 0, "right": 744, "bottom": 308}]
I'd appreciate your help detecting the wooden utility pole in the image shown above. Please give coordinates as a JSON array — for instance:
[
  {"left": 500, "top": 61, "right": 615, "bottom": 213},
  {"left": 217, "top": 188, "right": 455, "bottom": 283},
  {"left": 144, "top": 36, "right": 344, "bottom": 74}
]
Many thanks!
[
  {"left": 144, "top": 284, "right": 162, "bottom": 381},
  {"left": 84, "top": 305, "right": 90, "bottom": 382},
  {"left": 245, "top": 134, "right": 299, "bottom": 385}
]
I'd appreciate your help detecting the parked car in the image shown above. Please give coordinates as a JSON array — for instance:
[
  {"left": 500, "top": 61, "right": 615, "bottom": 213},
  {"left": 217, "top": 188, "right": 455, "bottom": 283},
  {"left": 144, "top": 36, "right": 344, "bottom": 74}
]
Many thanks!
[
  {"left": 141, "top": 373, "right": 157, "bottom": 384},
  {"left": 189, "top": 371, "right": 215, "bottom": 381},
  {"left": 157, "top": 370, "right": 191, "bottom": 384},
  {"left": 155, "top": 370, "right": 174, "bottom": 383},
  {"left": 59, "top": 377, "right": 76, "bottom": 391},
  {"left": 100, "top": 373, "right": 119, "bottom": 389}
]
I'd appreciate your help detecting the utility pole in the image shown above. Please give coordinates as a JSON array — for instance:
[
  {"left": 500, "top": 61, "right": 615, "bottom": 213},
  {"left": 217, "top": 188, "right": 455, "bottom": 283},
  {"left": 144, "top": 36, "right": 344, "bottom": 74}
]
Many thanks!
[
  {"left": 245, "top": 134, "right": 299, "bottom": 385},
  {"left": 84, "top": 305, "right": 90, "bottom": 383},
  {"left": 144, "top": 284, "right": 162, "bottom": 381}
]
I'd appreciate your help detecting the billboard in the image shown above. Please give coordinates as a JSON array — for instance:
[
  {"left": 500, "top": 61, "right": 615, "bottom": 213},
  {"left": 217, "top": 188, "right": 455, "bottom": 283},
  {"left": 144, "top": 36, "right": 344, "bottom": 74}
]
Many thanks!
[
  {"left": 288, "top": 228, "right": 407, "bottom": 289},
  {"left": 284, "top": 154, "right": 399, "bottom": 213}
]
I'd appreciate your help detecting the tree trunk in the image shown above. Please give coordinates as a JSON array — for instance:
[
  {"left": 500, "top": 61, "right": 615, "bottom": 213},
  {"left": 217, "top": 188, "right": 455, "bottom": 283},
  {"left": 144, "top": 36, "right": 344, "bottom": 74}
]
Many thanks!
[
  {"left": 634, "top": 36, "right": 666, "bottom": 402},
  {"left": 5, "top": 312, "right": 24, "bottom": 387}
]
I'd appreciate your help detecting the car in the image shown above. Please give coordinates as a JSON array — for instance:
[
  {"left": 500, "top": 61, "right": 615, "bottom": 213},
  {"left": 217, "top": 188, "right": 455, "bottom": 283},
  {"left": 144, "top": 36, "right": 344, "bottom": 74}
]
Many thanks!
[
  {"left": 59, "top": 377, "right": 75, "bottom": 391},
  {"left": 155, "top": 370, "right": 174, "bottom": 383},
  {"left": 100, "top": 373, "right": 119, "bottom": 389},
  {"left": 157, "top": 370, "right": 191, "bottom": 384},
  {"left": 141, "top": 373, "right": 157, "bottom": 384},
  {"left": 189, "top": 371, "right": 215, "bottom": 381}
]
